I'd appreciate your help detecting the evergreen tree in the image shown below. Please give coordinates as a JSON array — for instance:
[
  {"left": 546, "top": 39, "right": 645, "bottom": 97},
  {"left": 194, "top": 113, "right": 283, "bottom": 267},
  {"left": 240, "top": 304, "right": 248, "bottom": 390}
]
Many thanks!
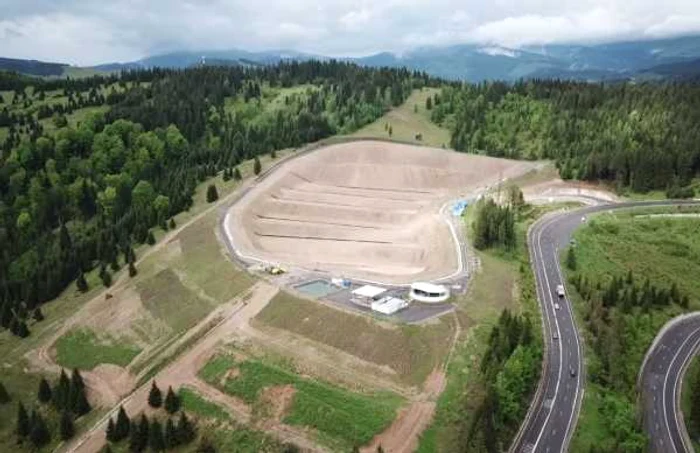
[
  {"left": 169, "top": 218, "right": 176, "bottom": 229},
  {"left": 388, "top": 125, "right": 393, "bottom": 137},
  {"left": 176, "top": 411, "right": 195, "bottom": 444},
  {"left": 100, "top": 267, "right": 112, "bottom": 287},
  {"left": 149, "top": 419, "right": 165, "bottom": 452},
  {"left": 164, "top": 386, "right": 180, "bottom": 414},
  {"left": 33, "top": 307, "right": 44, "bottom": 322},
  {"left": 253, "top": 156, "right": 262, "bottom": 175},
  {"left": 130, "top": 415, "right": 149, "bottom": 453},
  {"left": 29, "top": 411, "right": 51, "bottom": 448},
  {"left": 60, "top": 411, "right": 75, "bottom": 440},
  {"left": 164, "top": 418, "right": 178, "bottom": 448},
  {"left": 206, "top": 184, "right": 219, "bottom": 202},
  {"left": 222, "top": 168, "right": 231, "bottom": 182},
  {"left": 128, "top": 258, "right": 137, "bottom": 277},
  {"left": 146, "top": 231, "right": 156, "bottom": 245},
  {"left": 196, "top": 436, "right": 216, "bottom": 453},
  {"left": 115, "top": 405, "right": 130, "bottom": 441},
  {"left": 106, "top": 418, "right": 117, "bottom": 442},
  {"left": 426, "top": 96, "right": 432, "bottom": 110},
  {"left": 54, "top": 369, "right": 70, "bottom": 410},
  {"left": 16, "top": 401, "right": 30, "bottom": 439},
  {"left": 148, "top": 381, "right": 162, "bottom": 408},
  {"left": 0, "top": 381, "right": 10, "bottom": 404},
  {"left": 567, "top": 247, "right": 577, "bottom": 271},
  {"left": 38, "top": 377, "right": 52, "bottom": 403},
  {"left": 74, "top": 390, "right": 91, "bottom": 416},
  {"left": 76, "top": 271, "right": 89, "bottom": 292},
  {"left": 233, "top": 167, "right": 242, "bottom": 181}
]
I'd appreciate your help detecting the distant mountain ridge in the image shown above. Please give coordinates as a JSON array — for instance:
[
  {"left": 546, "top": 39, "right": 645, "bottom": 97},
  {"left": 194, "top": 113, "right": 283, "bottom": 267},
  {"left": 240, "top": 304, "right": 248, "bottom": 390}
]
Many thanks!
[{"left": 4, "top": 35, "right": 700, "bottom": 81}]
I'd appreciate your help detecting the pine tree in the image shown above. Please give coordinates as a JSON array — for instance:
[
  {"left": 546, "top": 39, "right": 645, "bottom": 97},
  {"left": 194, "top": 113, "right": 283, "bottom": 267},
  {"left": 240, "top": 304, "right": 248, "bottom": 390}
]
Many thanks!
[
  {"left": 149, "top": 419, "right": 165, "bottom": 452},
  {"left": 38, "top": 377, "right": 52, "bottom": 403},
  {"left": 206, "top": 184, "right": 219, "bottom": 202},
  {"left": 148, "top": 381, "right": 162, "bottom": 408},
  {"left": 29, "top": 411, "right": 51, "bottom": 448},
  {"left": 16, "top": 401, "right": 30, "bottom": 439},
  {"left": 164, "top": 418, "right": 178, "bottom": 448},
  {"left": 146, "top": 231, "right": 156, "bottom": 245},
  {"left": 222, "top": 168, "right": 231, "bottom": 182},
  {"left": 74, "top": 390, "right": 91, "bottom": 416},
  {"left": 128, "top": 259, "right": 137, "bottom": 277},
  {"left": 566, "top": 247, "right": 577, "bottom": 270},
  {"left": 130, "top": 415, "right": 149, "bottom": 453},
  {"left": 33, "top": 307, "right": 44, "bottom": 322},
  {"left": 54, "top": 369, "right": 70, "bottom": 410},
  {"left": 0, "top": 381, "right": 10, "bottom": 404},
  {"left": 100, "top": 267, "right": 112, "bottom": 287},
  {"left": 76, "top": 271, "right": 89, "bottom": 292},
  {"left": 115, "top": 405, "right": 130, "bottom": 441},
  {"left": 253, "top": 156, "right": 262, "bottom": 175},
  {"left": 176, "top": 411, "right": 195, "bottom": 444},
  {"left": 197, "top": 436, "right": 216, "bottom": 453},
  {"left": 233, "top": 167, "right": 242, "bottom": 181},
  {"left": 169, "top": 218, "right": 176, "bottom": 229},
  {"left": 106, "top": 418, "right": 116, "bottom": 442},
  {"left": 164, "top": 386, "right": 180, "bottom": 414},
  {"left": 60, "top": 411, "right": 75, "bottom": 440},
  {"left": 426, "top": 96, "right": 432, "bottom": 110},
  {"left": 17, "top": 320, "right": 29, "bottom": 337}
]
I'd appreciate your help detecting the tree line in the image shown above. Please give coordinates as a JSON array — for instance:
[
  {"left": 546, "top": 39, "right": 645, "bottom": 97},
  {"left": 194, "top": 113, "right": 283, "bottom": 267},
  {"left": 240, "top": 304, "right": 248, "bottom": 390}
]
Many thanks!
[
  {"left": 433, "top": 80, "right": 700, "bottom": 194},
  {"left": 0, "top": 62, "right": 438, "bottom": 339}
]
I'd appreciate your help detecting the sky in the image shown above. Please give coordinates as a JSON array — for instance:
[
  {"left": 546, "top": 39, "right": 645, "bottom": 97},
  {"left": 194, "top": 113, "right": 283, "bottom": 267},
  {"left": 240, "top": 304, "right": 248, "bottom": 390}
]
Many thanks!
[{"left": 1, "top": 0, "right": 700, "bottom": 65}]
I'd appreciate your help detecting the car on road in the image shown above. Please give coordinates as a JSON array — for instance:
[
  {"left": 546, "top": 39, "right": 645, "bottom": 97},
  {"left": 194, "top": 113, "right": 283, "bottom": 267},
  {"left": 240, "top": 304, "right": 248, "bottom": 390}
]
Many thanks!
[
  {"left": 554, "top": 303, "right": 560, "bottom": 310},
  {"left": 552, "top": 332, "right": 559, "bottom": 340},
  {"left": 556, "top": 284, "right": 565, "bottom": 297},
  {"left": 570, "top": 367, "right": 577, "bottom": 378}
]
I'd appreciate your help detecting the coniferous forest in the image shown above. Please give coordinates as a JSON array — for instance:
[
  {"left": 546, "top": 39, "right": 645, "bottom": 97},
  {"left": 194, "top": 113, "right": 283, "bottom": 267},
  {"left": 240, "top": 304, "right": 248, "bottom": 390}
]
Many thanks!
[
  {"left": 0, "top": 62, "right": 437, "bottom": 338},
  {"left": 433, "top": 81, "right": 700, "bottom": 193}
]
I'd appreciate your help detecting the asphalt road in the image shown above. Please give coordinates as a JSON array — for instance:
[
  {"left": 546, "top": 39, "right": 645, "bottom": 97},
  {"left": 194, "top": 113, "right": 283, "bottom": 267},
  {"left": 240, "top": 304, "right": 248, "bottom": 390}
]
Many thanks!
[
  {"left": 640, "top": 313, "right": 700, "bottom": 453},
  {"left": 511, "top": 200, "right": 700, "bottom": 453}
]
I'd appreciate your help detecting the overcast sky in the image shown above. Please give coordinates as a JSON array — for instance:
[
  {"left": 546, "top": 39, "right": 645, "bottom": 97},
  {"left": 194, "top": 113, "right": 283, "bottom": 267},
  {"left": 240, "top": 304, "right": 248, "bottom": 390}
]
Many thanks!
[{"left": 1, "top": 0, "right": 700, "bottom": 65}]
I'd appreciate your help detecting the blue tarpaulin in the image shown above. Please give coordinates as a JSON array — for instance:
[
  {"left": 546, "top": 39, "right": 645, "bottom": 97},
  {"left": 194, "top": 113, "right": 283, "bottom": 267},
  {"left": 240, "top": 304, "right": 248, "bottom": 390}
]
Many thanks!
[{"left": 451, "top": 200, "right": 468, "bottom": 216}]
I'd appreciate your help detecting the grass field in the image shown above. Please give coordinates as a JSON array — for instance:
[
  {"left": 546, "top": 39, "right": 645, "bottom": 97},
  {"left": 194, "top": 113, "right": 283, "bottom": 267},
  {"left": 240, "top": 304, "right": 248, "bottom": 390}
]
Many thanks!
[
  {"left": 567, "top": 210, "right": 700, "bottom": 451},
  {"left": 256, "top": 292, "right": 456, "bottom": 386},
  {"left": 180, "top": 387, "right": 232, "bottom": 422},
  {"left": 200, "top": 353, "right": 402, "bottom": 449},
  {"left": 54, "top": 329, "right": 141, "bottom": 370},
  {"left": 350, "top": 88, "right": 451, "bottom": 148}
]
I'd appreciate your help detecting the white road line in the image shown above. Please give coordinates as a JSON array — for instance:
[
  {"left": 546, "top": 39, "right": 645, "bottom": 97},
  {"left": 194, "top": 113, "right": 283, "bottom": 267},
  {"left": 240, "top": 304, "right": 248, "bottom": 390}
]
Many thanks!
[
  {"left": 666, "top": 326, "right": 700, "bottom": 453},
  {"left": 552, "top": 238, "right": 584, "bottom": 452},
  {"left": 662, "top": 325, "right": 700, "bottom": 453}
]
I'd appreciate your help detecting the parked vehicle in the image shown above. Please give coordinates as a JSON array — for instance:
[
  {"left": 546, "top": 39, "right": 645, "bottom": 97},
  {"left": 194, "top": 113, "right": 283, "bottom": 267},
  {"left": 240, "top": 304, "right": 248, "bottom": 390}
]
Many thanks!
[{"left": 556, "top": 284, "right": 565, "bottom": 298}]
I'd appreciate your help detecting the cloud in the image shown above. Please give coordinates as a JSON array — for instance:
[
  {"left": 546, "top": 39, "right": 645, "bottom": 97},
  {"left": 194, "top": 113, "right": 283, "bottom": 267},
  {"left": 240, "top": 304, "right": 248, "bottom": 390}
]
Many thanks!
[{"left": 1, "top": 0, "right": 700, "bottom": 65}]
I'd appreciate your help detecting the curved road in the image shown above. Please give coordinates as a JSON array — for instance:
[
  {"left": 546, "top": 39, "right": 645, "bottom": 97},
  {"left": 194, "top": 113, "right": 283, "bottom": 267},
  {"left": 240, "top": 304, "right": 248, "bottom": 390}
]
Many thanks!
[{"left": 511, "top": 200, "right": 700, "bottom": 453}]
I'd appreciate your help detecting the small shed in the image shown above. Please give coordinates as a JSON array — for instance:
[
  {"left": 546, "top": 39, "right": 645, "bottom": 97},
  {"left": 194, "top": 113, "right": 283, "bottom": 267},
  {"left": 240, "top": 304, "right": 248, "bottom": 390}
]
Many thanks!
[{"left": 371, "top": 297, "right": 409, "bottom": 315}]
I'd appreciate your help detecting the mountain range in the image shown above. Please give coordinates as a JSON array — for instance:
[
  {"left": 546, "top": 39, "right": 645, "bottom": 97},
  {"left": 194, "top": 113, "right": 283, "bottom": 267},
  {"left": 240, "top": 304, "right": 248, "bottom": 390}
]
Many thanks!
[{"left": 4, "top": 35, "right": 700, "bottom": 82}]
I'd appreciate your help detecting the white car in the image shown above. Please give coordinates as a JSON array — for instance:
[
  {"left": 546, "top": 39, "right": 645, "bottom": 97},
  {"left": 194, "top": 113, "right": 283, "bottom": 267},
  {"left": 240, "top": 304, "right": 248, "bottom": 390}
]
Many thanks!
[
  {"left": 554, "top": 303, "right": 560, "bottom": 310},
  {"left": 556, "top": 284, "right": 565, "bottom": 298}
]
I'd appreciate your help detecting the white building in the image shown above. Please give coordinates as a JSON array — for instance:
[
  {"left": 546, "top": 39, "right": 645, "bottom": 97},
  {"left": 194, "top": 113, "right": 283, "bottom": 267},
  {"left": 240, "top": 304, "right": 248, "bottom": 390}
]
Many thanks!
[
  {"left": 409, "top": 282, "right": 450, "bottom": 303},
  {"left": 351, "top": 285, "right": 387, "bottom": 307},
  {"left": 371, "top": 297, "right": 409, "bottom": 315}
]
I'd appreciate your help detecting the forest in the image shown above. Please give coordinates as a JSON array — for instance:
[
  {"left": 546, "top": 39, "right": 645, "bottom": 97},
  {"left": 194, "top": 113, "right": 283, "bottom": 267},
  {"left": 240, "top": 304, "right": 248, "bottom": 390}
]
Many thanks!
[
  {"left": 0, "top": 62, "right": 437, "bottom": 338},
  {"left": 433, "top": 80, "right": 700, "bottom": 193}
]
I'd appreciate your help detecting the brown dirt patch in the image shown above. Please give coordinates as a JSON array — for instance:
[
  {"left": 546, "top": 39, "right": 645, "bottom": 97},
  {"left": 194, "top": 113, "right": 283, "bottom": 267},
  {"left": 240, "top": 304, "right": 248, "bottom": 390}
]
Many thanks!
[
  {"left": 258, "top": 385, "right": 297, "bottom": 425},
  {"left": 221, "top": 367, "right": 240, "bottom": 386},
  {"left": 361, "top": 401, "right": 436, "bottom": 453},
  {"left": 227, "top": 140, "right": 536, "bottom": 283},
  {"left": 85, "top": 364, "right": 137, "bottom": 407}
]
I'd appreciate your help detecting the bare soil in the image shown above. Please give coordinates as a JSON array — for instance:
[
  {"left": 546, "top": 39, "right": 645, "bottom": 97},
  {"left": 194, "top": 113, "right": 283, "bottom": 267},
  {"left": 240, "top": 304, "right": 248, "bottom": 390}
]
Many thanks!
[{"left": 227, "top": 141, "right": 535, "bottom": 283}]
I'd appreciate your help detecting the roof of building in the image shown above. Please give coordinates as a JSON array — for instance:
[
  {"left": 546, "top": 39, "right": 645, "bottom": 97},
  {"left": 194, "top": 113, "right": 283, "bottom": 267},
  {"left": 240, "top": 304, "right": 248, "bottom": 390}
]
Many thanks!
[
  {"left": 351, "top": 285, "right": 387, "bottom": 298},
  {"left": 371, "top": 297, "right": 408, "bottom": 313},
  {"left": 411, "top": 282, "right": 449, "bottom": 294}
]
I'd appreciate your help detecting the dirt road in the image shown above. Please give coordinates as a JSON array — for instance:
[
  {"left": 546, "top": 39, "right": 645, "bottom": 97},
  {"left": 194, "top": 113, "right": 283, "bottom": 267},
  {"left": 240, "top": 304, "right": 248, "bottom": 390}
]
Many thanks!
[{"left": 62, "top": 281, "right": 325, "bottom": 453}]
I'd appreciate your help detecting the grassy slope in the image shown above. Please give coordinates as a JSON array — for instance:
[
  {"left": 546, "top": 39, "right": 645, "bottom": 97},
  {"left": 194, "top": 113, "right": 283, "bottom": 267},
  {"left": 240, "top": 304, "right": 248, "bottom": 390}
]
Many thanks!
[
  {"left": 255, "top": 291, "right": 456, "bottom": 386},
  {"left": 54, "top": 329, "right": 141, "bottom": 370},
  {"left": 350, "top": 88, "right": 451, "bottom": 148},
  {"left": 568, "top": 210, "right": 700, "bottom": 451},
  {"left": 200, "top": 354, "right": 402, "bottom": 450}
]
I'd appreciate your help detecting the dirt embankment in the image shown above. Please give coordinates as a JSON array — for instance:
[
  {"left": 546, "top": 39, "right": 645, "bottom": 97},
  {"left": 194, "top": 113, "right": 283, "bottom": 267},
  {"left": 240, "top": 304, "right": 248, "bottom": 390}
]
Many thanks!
[{"left": 227, "top": 141, "right": 536, "bottom": 283}]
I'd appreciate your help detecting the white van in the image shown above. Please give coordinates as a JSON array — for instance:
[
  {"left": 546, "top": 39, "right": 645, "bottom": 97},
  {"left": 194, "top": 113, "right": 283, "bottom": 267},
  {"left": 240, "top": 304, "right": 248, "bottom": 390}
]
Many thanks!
[{"left": 556, "top": 284, "right": 565, "bottom": 298}]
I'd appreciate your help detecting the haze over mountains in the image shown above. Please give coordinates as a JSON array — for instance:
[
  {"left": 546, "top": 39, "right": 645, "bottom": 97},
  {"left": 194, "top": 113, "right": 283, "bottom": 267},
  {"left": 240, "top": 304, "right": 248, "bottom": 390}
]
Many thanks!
[{"left": 4, "top": 35, "right": 700, "bottom": 82}]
